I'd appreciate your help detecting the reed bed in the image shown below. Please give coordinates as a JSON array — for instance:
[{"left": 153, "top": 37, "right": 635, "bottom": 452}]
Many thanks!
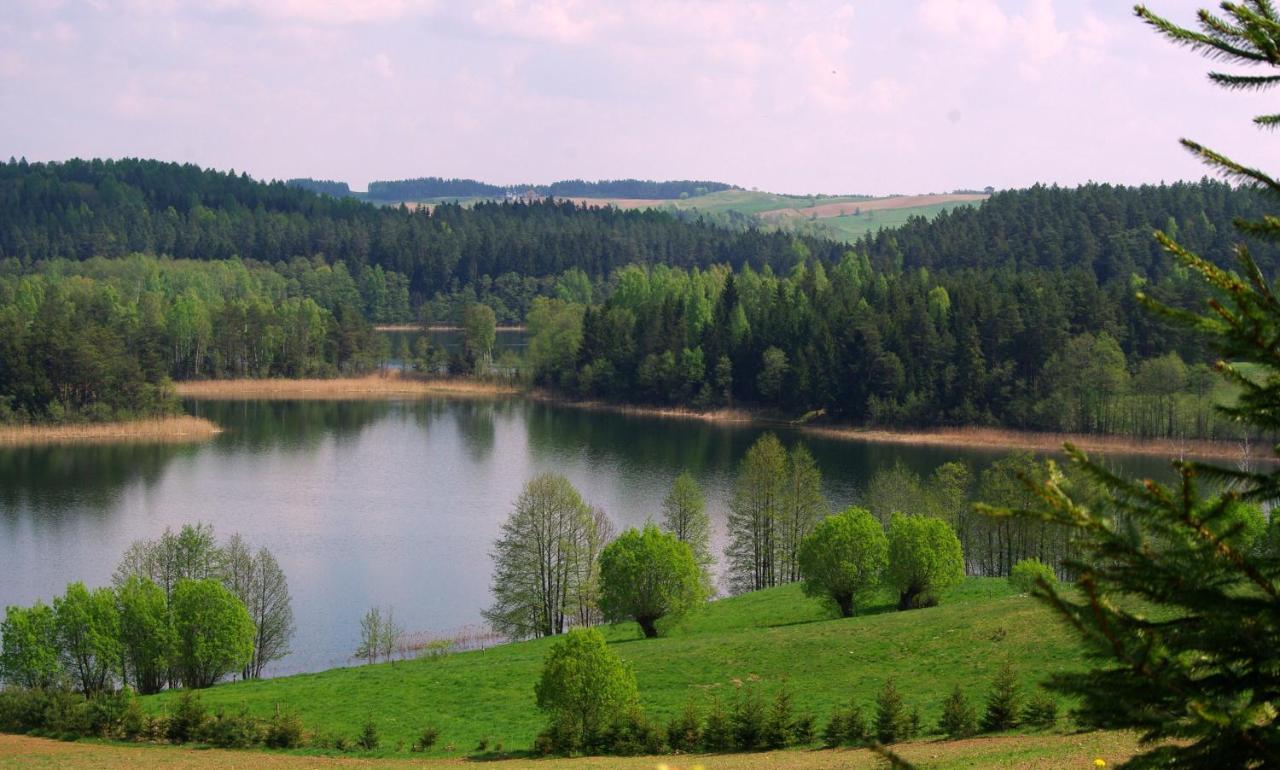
[
  {"left": 174, "top": 375, "right": 520, "bottom": 400},
  {"left": 803, "top": 424, "right": 1270, "bottom": 462},
  {"left": 0, "top": 415, "right": 220, "bottom": 446}
]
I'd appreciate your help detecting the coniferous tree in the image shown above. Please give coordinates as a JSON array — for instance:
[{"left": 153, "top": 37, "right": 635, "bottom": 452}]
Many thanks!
[{"left": 978, "top": 4, "right": 1280, "bottom": 766}]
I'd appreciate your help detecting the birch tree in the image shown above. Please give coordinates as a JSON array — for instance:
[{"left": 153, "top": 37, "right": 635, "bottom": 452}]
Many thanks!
[{"left": 484, "top": 474, "right": 600, "bottom": 638}]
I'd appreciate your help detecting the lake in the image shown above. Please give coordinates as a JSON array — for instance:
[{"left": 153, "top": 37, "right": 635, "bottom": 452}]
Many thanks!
[{"left": 0, "top": 397, "right": 1178, "bottom": 676}]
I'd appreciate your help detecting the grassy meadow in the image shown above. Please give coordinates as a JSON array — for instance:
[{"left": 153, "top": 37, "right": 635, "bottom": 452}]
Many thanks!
[{"left": 142, "top": 578, "right": 1086, "bottom": 758}]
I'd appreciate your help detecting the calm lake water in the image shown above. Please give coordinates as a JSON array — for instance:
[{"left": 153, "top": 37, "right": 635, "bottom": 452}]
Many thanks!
[{"left": 0, "top": 398, "right": 1177, "bottom": 676}]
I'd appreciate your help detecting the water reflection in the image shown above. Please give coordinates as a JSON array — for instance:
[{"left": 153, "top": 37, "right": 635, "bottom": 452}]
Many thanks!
[{"left": 0, "top": 397, "right": 1184, "bottom": 675}]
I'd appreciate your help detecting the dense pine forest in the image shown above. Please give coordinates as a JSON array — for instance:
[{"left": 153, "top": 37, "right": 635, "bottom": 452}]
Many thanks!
[{"left": 1, "top": 156, "right": 1274, "bottom": 437}]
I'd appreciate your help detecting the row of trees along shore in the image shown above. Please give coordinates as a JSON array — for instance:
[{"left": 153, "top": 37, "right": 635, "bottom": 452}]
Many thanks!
[{"left": 1, "top": 524, "right": 293, "bottom": 694}]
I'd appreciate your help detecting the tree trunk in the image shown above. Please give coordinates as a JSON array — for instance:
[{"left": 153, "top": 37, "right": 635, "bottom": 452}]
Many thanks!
[
  {"left": 637, "top": 616, "right": 659, "bottom": 638},
  {"left": 836, "top": 593, "right": 854, "bottom": 618}
]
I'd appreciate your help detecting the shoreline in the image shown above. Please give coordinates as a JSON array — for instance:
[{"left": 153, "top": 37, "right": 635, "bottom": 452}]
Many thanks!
[
  {"left": 0, "top": 415, "right": 221, "bottom": 446},
  {"left": 174, "top": 374, "right": 520, "bottom": 400},
  {"left": 530, "top": 392, "right": 1266, "bottom": 462},
  {"left": 170, "top": 376, "right": 1266, "bottom": 461}
]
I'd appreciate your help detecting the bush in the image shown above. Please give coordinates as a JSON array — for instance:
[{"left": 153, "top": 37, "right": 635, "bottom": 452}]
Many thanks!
[
  {"left": 264, "top": 706, "right": 304, "bottom": 749},
  {"left": 0, "top": 688, "right": 54, "bottom": 733},
  {"left": 202, "top": 707, "right": 260, "bottom": 748},
  {"left": 357, "top": 715, "right": 380, "bottom": 751},
  {"left": 534, "top": 628, "right": 638, "bottom": 753},
  {"left": 762, "top": 686, "right": 795, "bottom": 749},
  {"left": 1022, "top": 691, "right": 1058, "bottom": 729},
  {"left": 119, "top": 696, "right": 146, "bottom": 741},
  {"left": 938, "top": 685, "right": 978, "bottom": 739},
  {"left": 874, "top": 679, "right": 914, "bottom": 744},
  {"left": 167, "top": 691, "right": 208, "bottom": 744},
  {"left": 41, "top": 691, "right": 91, "bottom": 737},
  {"left": 981, "top": 664, "right": 1021, "bottom": 733},
  {"left": 666, "top": 700, "right": 702, "bottom": 753},
  {"left": 730, "top": 686, "right": 766, "bottom": 750},
  {"left": 412, "top": 725, "right": 441, "bottom": 752},
  {"left": 702, "top": 697, "right": 733, "bottom": 751},
  {"left": 1009, "top": 558, "right": 1057, "bottom": 594},
  {"left": 84, "top": 689, "right": 136, "bottom": 738},
  {"left": 602, "top": 709, "right": 665, "bottom": 755}
]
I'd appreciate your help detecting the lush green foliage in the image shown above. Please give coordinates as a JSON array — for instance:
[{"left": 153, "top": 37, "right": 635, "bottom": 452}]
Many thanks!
[
  {"left": 598, "top": 525, "right": 707, "bottom": 638},
  {"left": 937, "top": 685, "right": 977, "bottom": 739},
  {"left": 534, "top": 628, "right": 638, "bottom": 753},
  {"left": 797, "top": 506, "right": 888, "bottom": 617},
  {"left": 885, "top": 514, "right": 965, "bottom": 610},
  {"left": 1008, "top": 558, "right": 1058, "bottom": 594},
  {"left": 169, "top": 579, "right": 255, "bottom": 690},
  {"left": 0, "top": 256, "right": 384, "bottom": 422}
]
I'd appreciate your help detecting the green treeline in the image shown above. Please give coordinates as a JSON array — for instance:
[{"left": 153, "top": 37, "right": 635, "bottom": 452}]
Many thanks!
[
  {"left": 531, "top": 258, "right": 1245, "bottom": 438},
  {"left": 364, "top": 176, "right": 734, "bottom": 201},
  {"left": 0, "top": 256, "right": 383, "bottom": 422}
]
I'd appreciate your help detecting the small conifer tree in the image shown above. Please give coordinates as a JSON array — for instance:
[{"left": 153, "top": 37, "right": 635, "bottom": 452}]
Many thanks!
[
  {"left": 938, "top": 685, "right": 978, "bottom": 739},
  {"left": 874, "top": 679, "right": 911, "bottom": 744},
  {"left": 980, "top": 664, "right": 1020, "bottom": 733}
]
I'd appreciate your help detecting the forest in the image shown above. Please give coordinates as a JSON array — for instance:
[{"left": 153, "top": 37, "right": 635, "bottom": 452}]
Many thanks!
[
  {"left": 0, "top": 256, "right": 383, "bottom": 422},
  {"left": 0, "top": 157, "right": 1274, "bottom": 438}
]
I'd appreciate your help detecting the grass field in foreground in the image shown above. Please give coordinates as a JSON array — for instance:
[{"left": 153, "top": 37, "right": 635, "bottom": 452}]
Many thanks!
[
  {"left": 0, "top": 730, "right": 1143, "bottom": 770},
  {"left": 143, "top": 579, "right": 1086, "bottom": 759}
]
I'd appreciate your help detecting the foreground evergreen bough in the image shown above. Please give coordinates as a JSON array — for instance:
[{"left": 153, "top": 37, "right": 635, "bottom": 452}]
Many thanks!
[{"left": 979, "top": 4, "right": 1280, "bottom": 767}]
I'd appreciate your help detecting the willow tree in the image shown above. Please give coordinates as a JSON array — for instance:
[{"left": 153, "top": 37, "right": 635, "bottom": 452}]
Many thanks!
[
  {"left": 980, "top": 5, "right": 1280, "bottom": 766},
  {"left": 484, "top": 474, "right": 602, "bottom": 639}
]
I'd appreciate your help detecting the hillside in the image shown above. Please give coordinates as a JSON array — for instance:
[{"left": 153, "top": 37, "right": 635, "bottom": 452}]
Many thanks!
[{"left": 143, "top": 578, "right": 1086, "bottom": 758}]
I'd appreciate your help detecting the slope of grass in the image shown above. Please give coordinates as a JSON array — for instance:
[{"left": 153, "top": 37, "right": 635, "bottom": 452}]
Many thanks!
[{"left": 143, "top": 578, "right": 1083, "bottom": 757}]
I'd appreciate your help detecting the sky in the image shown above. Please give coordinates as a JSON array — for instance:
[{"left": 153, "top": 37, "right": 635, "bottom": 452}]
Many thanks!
[{"left": 1, "top": 0, "right": 1273, "bottom": 195}]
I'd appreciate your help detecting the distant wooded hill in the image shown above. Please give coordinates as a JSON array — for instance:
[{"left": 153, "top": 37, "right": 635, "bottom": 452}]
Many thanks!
[{"left": 284, "top": 176, "right": 735, "bottom": 201}]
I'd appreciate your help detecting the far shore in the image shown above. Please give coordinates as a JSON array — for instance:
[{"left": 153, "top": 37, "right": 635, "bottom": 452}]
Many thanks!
[
  {"left": 174, "top": 374, "right": 520, "bottom": 400},
  {"left": 0, "top": 415, "right": 221, "bottom": 446},
  {"left": 531, "top": 392, "right": 1268, "bottom": 463},
  {"left": 171, "top": 375, "right": 1267, "bottom": 462},
  {"left": 373, "top": 323, "right": 527, "bottom": 332}
]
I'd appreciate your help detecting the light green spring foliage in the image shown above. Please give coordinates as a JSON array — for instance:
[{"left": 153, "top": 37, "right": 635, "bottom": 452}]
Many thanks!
[
  {"left": 726, "top": 432, "right": 788, "bottom": 593},
  {"left": 660, "top": 471, "right": 712, "bottom": 573},
  {"left": 52, "top": 582, "right": 121, "bottom": 695},
  {"left": 169, "top": 578, "right": 255, "bottom": 690},
  {"left": 797, "top": 507, "right": 888, "bottom": 617},
  {"left": 115, "top": 575, "right": 173, "bottom": 695},
  {"left": 1008, "top": 559, "right": 1058, "bottom": 595},
  {"left": 461, "top": 302, "right": 497, "bottom": 369},
  {"left": 778, "top": 444, "right": 826, "bottom": 584},
  {"left": 534, "top": 628, "right": 638, "bottom": 749},
  {"left": 525, "top": 297, "right": 586, "bottom": 386},
  {"left": 598, "top": 525, "right": 707, "bottom": 638},
  {"left": 886, "top": 514, "right": 964, "bottom": 610},
  {"left": 0, "top": 602, "right": 60, "bottom": 689},
  {"left": 484, "top": 474, "right": 601, "bottom": 639}
]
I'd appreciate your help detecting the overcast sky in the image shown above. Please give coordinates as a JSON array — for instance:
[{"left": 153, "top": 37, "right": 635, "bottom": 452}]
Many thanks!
[{"left": 1, "top": 0, "right": 1272, "bottom": 195}]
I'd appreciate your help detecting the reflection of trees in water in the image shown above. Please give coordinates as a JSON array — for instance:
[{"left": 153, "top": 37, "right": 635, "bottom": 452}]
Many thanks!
[
  {"left": 190, "top": 400, "right": 390, "bottom": 453},
  {"left": 0, "top": 442, "right": 194, "bottom": 515},
  {"left": 522, "top": 403, "right": 750, "bottom": 479}
]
